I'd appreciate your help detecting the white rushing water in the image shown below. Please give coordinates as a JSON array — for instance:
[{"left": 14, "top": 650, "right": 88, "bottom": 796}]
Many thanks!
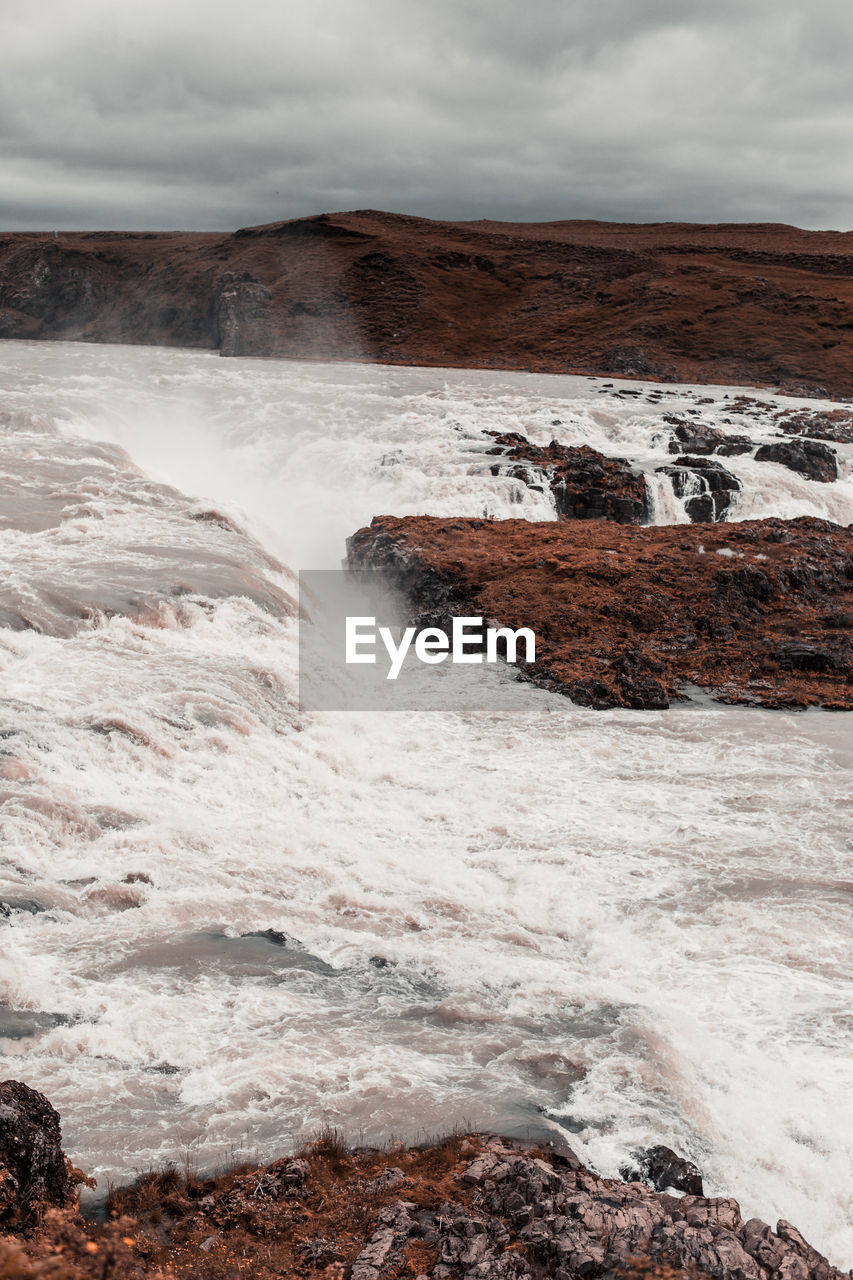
[{"left": 0, "top": 342, "right": 851, "bottom": 1265}]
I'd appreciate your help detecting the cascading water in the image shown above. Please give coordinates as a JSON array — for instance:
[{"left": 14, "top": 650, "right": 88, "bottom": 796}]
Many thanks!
[{"left": 1, "top": 341, "right": 851, "bottom": 1265}]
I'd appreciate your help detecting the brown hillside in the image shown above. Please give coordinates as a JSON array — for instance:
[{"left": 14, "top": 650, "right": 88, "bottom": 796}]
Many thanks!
[{"left": 2, "top": 211, "right": 853, "bottom": 395}]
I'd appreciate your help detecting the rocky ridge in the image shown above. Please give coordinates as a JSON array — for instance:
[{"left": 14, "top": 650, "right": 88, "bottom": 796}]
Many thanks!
[{"left": 4, "top": 212, "right": 853, "bottom": 396}]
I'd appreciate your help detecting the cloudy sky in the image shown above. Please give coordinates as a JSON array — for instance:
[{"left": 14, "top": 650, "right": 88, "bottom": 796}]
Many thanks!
[{"left": 2, "top": 0, "right": 852, "bottom": 231}]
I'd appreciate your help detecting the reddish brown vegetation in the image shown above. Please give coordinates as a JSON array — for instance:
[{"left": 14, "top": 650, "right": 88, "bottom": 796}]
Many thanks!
[
  {"left": 1, "top": 1134, "right": 474, "bottom": 1280},
  {"left": 103, "top": 1131, "right": 470, "bottom": 1278},
  {"left": 3, "top": 212, "right": 853, "bottom": 396},
  {"left": 0, "top": 1080, "right": 845, "bottom": 1280},
  {"left": 4, "top": 1133, "right": 849, "bottom": 1280},
  {"left": 346, "top": 514, "right": 853, "bottom": 709}
]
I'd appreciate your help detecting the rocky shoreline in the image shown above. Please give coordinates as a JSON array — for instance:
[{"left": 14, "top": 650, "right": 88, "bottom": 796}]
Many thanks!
[
  {"left": 1, "top": 1081, "right": 851, "bottom": 1280},
  {"left": 3, "top": 211, "right": 853, "bottom": 397},
  {"left": 347, "top": 515, "right": 853, "bottom": 710}
]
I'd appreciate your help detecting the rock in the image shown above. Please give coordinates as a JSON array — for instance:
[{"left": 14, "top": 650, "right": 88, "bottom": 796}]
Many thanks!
[
  {"left": 0, "top": 899, "right": 46, "bottom": 919},
  {"left": 741, "top": 1218, "right": 789, "bottom": 1270},
  {"left": 350, "top": 1199, "right": 416, "bottom": 1279},
  {"left": 754, "top": 439, "right": 838, "bottom": 483},
  {"left": 0, "top": 1007, "right": 69, "bottom": 1040},
  {"left": 625, "top": 1144, "right": 705, "bottom": 1195},
  {"left": 363, "top": 1166, "right": 406, "bottom": 1194},
  {"left": 299, "top": 1234, "right": 342, "bottom": 1267},
  {"left": 240, "top": 927, "right": 299, "bottom": 947},
  {"left": 215, "top": 273, "right": 272, "bottom": 356},
  {"left": 665, "top": 418, "right": 753, "bottom": 457},
  {"left": 486, "top": 433, "right": 649, "bottom": 524},
  {"left": 346, "top": 514, "right": 853, "bottom": 710},
  {"left": 0, "top": 1080, "right": 72, "bottom": 1227},
  {"left": 462, "top": 1154, "right": 500, "bottom": 1186},
  {"left": 613, "top": 648, "right": 671, "bottom": 710},
  {"left": 435, "top": 1138, "right": 847, "bottom": 1280},
  {"left": 599, "top": 345, "right": 662, "bottom": 378},
  {"left": 775, "top": 642, "right": 845, "bottom": 673},
  {"left": 774, "top": 409, "right": 853, "bottom": 443},
  {"left": 657, "top": 456, "right": 741, "bottom": 522}
]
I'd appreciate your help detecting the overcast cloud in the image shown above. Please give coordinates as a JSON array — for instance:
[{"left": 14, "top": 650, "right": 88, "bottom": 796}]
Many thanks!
[{"left": 1, "top": 0, "right": 852, "bottom": 231}]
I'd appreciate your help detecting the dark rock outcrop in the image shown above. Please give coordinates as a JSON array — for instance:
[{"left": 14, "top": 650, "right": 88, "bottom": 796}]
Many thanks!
[
  {"left": 754, "top": 439, "right": 839, "bottom": 482},
  {"left": 0, "top": 898, "right": 45, "bottom": 918},
  {"left": 657, "top": 455, "right": 741, "bottom": 522},
  {"left": 486, "top": 433, "right": 649, "bottom": 524},
  {"left": 346, "top": 514, "right": 853, "bottom": 709},
  {"left": 774, "top": 409, "right": 853, "bottom": 443},
  {"left": 215, "top": 273, "right": 272, "bottom": 356},
  {"left": 665, "top": 418, "right": 754, "bottom": 457},
  {"left": 598, "top": 344, "right": 669, "bottom": 379},
  {"left": 0, "top": 1080, "right": 72, "bottom": 1227},
  {"left": 622, "top": 1144, "right": 705, "bottom": 1196},
  {"left": 444, "top": 1136, "right": 849, "bottom": 1280},
  {"left": 0, "top": 1008, "right": 68, "bottom": 1040}
]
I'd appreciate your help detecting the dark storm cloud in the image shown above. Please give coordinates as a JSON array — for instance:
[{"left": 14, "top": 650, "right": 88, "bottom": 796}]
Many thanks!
[{"left": 1, "top": 0, "right": 851, "bottom": 230}]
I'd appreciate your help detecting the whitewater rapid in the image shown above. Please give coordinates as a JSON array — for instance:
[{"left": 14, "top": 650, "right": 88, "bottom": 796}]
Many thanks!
[{"left": 0, "top": 342, "right": 851, "bottom": 1265}]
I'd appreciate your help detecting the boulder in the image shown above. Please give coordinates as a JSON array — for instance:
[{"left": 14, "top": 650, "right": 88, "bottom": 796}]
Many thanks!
[
  {"left": 0, "top": 1080, "right": 72, "bottom": 1227},
  {"left": 626, "top": 1143, "right": 705, "bottom": 1196},
  {"left": 665, "top": 417, "right": 753, "bottom": 457},
  {"left": 754, "top": 439, "right": 838, "bottom": 483},
  {"left": 774, "top": 410, "right": 853, "bottom": 444}
]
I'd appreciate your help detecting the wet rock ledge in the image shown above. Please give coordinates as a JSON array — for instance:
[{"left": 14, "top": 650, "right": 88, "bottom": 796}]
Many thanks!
[
  {"left": 2, "top": 1082, "right": 851, "bottom": 1280},
  {"left": 346, "top": 515, "right": 853, "bottom": 710}
]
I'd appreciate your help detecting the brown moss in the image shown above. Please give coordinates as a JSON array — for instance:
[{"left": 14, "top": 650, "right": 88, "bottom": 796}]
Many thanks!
[
  {"left": 95, "top": 1132, "right": 478, "bottom": 1279},
  {"left": 347, "top": 514, "right": 853, "bottom": 710}
]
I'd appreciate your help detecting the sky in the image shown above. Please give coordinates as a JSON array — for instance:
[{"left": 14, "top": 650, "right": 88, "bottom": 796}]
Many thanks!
[{"left": 1, "top": 0, "right": 852, "bottom": 232}]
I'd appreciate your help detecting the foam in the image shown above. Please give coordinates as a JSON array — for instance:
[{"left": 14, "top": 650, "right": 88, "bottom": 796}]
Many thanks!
[{"left": 0, "top": 341, "right": 850, "bottom": 1264}]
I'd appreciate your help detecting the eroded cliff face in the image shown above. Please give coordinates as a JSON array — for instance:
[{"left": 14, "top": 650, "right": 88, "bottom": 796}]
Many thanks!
[
  {"left": 346, "top": 515, "right": 853, "bottom": 710},
  {"left": 3, "top": 212, "right": 853, "bottom": 395}
]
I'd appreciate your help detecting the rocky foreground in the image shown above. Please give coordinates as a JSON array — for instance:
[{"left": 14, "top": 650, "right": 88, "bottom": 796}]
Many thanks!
[
  {"left": 346, "top": 515, "right": 853, "bottom": 710},
  {"left": 1, "top": 1081, "right": 851, "bottom": 1280},
  {"left": 3, "top": 213, "right": 853, "bottom": 396}
]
